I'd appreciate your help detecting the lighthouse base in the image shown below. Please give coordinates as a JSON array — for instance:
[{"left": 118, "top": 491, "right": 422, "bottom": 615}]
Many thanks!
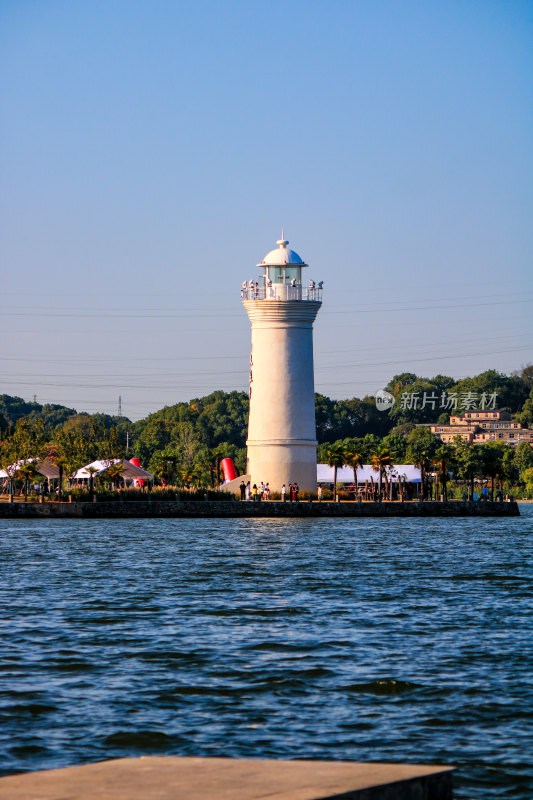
[{"left": 246, "top": 440, "right": 318, "bottom": 493}]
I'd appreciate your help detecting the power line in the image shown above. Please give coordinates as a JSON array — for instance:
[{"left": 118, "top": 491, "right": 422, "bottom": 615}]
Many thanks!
[
  {"left": 1, "top": 296, "right": 533, "bottom": 319},
  {"left": 4, "top": 341, "right": 530, "bottom": 391},
  {"left": 2, "top": 341, "right": 531, "bottom": 382}
]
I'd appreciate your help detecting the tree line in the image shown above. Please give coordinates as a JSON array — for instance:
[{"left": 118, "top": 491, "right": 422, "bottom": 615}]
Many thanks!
[
  {"left": 319, "top": 428, "right": 533, "bottom": 501},
  {"left": 1, "top": 366, "right": 532, "bottom": 494}
]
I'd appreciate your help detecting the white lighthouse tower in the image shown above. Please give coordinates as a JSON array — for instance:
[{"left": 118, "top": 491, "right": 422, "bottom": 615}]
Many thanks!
[{"left": 242, "top": 235, "right": 322, "bottom": 493}]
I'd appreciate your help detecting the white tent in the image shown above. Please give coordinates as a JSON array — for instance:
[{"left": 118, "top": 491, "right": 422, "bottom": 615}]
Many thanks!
[
  {"left": 72, "top": 459, "right": 153, "bottom": 481},
  {"left": 0, "top": 458, "right": 60, "bottom": 480},
  {"left": 317, "top": 464, "right": 421, "bottom": 484}
]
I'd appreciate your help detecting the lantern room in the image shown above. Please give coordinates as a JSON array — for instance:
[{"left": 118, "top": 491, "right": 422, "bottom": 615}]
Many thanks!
[
  {"left": 257, "top": 235, "right": 308, "bottom": 286},
  {"left": 242, "top": 234, "right": 322, "bottom": 303}
]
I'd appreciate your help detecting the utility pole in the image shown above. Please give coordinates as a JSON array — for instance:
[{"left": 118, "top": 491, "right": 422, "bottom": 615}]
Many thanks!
[{"left": 126, "top": 431, "right": 130, "bottom": 451}]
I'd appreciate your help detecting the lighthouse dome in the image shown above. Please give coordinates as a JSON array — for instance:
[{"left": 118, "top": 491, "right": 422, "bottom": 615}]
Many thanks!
[{"left": 256, "top": 236, "right": 308, "bottom": 268}]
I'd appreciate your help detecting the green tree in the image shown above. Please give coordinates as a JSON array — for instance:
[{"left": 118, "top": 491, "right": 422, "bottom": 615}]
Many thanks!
[
  {"left": 386, "top": 374, "right": 454, "bottom": 426},
  {"left": 453, "top": 437, "right": 483, "bottom": 500},
  {"left": 15, "top": 461, "right": 38, "bottom": 501},
  {"left": 315, "top": 394, "right": 389, "bottom": 442},
  {"left": 514, "top": 441, "right": 533, "bottom": 475},
  {"left": 0, "top": 413, "right": 9, "bottom": 437},
  {"left": 405, "top": 427, "right": 438, "bottom": 500},
  {"left": 0, "top": 418, "right": 46, "bottom": 496},
  {"left": 105, "top": 462, "right": 124, "bottom": 489},
  {"left": 325, "top": 443, "right": 346, "bottom": 500},
  {"left": 433, "top": 443, "right": 455, "bottom": 502},
  {"left": 98, "top": 426, "right": 124, "bottom": 466},
  {"left": 86, "top": 466, "right": 98, "bottom": 499},
  {"left": 46, "top": 430, "right": 88, "bottom": 501},
  {"left": 522, "top": 467, "right": 533, "bottom": 494},
  {"left": 516, "top": 386, "right": 533, "bottom": 428},
  {"left": 361, "top": 434, "right": 382, "bottom": 460},
  {"left": 343, "top": 445, "right": 364, "bottom": 498},
  {"left": 452, "top": 370, "right": 528, "bottom": 414},
  {"left": 371, "top": 447, "right": 393, "bottom": 499},
  {"left": 499, "top": 444, "right": 516, "bottom": 493},
  {"left": 519, "top": 364, "right": 533, "bottom": 389},
  {"left": 149, "top": 448, "right": 179, "bottom": 484},
  {"left": 480, "top": 442, "right": 506, "bottom": 501},
  {"left": 210, "top": 444, "right": 227, "bottom": 488},
  {"left": 382, "top": 432, "right": 408, "bottom": 461}
]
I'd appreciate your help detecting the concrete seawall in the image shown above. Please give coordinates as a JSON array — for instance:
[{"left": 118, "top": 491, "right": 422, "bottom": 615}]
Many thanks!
[{"left": 0, "top": 499, "right": 520, "bottom": 518}]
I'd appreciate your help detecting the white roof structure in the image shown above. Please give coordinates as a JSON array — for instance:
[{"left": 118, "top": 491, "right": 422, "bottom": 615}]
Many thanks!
[
  {"left": 0, "top": 458, "right": 59, "bottom": 480},
  {"left": 257, "top": 234, "right": 308, "bottom": 267},
  {"left": 317, "top": 464, "right": 422, "bottom": 484},
  {"left": 73, "top": 459, "right": 153, "bottom": 480},
  {"left": 0, "top": 460, "right": 29, "bottom": 478}
]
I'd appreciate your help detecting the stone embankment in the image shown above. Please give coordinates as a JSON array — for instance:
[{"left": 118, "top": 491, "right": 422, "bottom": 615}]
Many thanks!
[{"left": 0, "top": 499, "right": 520, "bottom": 518}]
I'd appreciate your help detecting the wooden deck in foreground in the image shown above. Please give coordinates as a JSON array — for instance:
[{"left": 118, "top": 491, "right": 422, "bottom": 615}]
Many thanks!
[{"left": 0, "top": 756, "right": 454, "bottom": 800}]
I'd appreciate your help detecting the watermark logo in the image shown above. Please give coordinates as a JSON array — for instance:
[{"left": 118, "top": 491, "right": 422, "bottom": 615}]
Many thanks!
[
  {"left": 375, "top": 389, "right": 395, "bottom": 412},
  {"left": 374, "top": 389, "right": 498, "bottom": 413},
  {"left": 399, "top": 390, "right": 498, "bottom": 411}
]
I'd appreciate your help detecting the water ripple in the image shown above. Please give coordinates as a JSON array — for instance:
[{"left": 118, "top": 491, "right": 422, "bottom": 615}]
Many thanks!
[{"left": 0, "top": 509, "right": 532, "bottom": 797}]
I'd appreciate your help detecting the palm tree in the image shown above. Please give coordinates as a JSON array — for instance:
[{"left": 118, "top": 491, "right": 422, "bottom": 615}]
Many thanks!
[
  {"left": 106, "top": 461, "right": 124, "bottom": 490},
  {"left": 210, "top": 445, "right": 226, "bottom": 488},
  {"left": 406, "top": 428, "right": 438, "bottom": 500},
  {"left": 454, "top": 436, "right": 482, "bottom": 500},
  {"left": 371, "top": 447, "right": 393, "bottom": 499},
  {"left": 86, "top": 466, "right": 98, "bottom": 500},
  {"left": 344, "top": 446, "right": 364, "bottom": 499},
  {"left": 45, "top": 430, "right": 88, "bottom": 502},
  {"left": 179, "top": 467, "right": 193, "bottom": 490},
  {"left": 325, "top": 443, "right": 346, "bottom": 500},
  {"left": 433, "top": 444, "right": 455, "bottom": 502},
  {"left": 481, "top": 442, "right": 505, "bottom": 501},
  {"left": 191, "top": 464, "right": 205, "bottom": 491},
  {"left": 15, "top": 461, "right": 38, "bottom": 501}
]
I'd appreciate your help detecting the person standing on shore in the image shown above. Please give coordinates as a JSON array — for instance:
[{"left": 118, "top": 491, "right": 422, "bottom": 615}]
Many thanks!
[
  {"left": 239, "top": 481, "right": 246, "bottom": 501},
  {"left": 294, "top": 483, "right": 299, "bottom": 502},
  {"left": 288, "top": 483, "right": 293, "bottom": 502},
  {"left": 281, "top": 484, "right": 286, "bottom": 502},
  {"left": 317, "top": 485, "right": 323, "bottom": 502},
  {"left": 246, "top": 480, "right": 251, "bottom": 501},
  {"left": 252, "top": 484, "right": 258, "bottom": 502}
]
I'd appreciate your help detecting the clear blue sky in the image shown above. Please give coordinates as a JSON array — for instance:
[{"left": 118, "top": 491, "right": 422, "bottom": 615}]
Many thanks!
[{"left": 1, "top": 0, "right": 532, "bottom": 420}]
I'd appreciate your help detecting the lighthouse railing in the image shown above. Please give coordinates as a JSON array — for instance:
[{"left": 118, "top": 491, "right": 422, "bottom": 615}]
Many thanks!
[{"left": 241, "top": 284, "right": 322, "bottom": 302}]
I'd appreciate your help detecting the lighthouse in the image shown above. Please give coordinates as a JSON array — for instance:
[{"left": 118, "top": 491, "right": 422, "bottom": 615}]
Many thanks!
[{"left": 242, "top": 235, "right": 322, "bottom": 493}]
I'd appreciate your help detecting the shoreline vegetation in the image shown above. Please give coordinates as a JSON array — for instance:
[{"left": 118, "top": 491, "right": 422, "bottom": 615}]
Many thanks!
[{"left": 1, "top": 367, "right": 533, "bottom": 501}]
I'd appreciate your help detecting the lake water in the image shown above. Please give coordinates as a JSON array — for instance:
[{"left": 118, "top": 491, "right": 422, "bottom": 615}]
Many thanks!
[{"left": 0, "top": 507, "right": 532, "bottom": 798}]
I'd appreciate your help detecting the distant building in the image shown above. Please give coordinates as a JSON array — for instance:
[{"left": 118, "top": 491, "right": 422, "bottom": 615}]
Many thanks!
[{"left": 426, "top": 410, "right": 533, "bottom": 446}]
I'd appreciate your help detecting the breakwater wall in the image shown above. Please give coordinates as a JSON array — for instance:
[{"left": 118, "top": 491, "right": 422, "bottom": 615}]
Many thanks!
[{"left": 0, "top": 499, "right": 520, "bottom": 518}]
